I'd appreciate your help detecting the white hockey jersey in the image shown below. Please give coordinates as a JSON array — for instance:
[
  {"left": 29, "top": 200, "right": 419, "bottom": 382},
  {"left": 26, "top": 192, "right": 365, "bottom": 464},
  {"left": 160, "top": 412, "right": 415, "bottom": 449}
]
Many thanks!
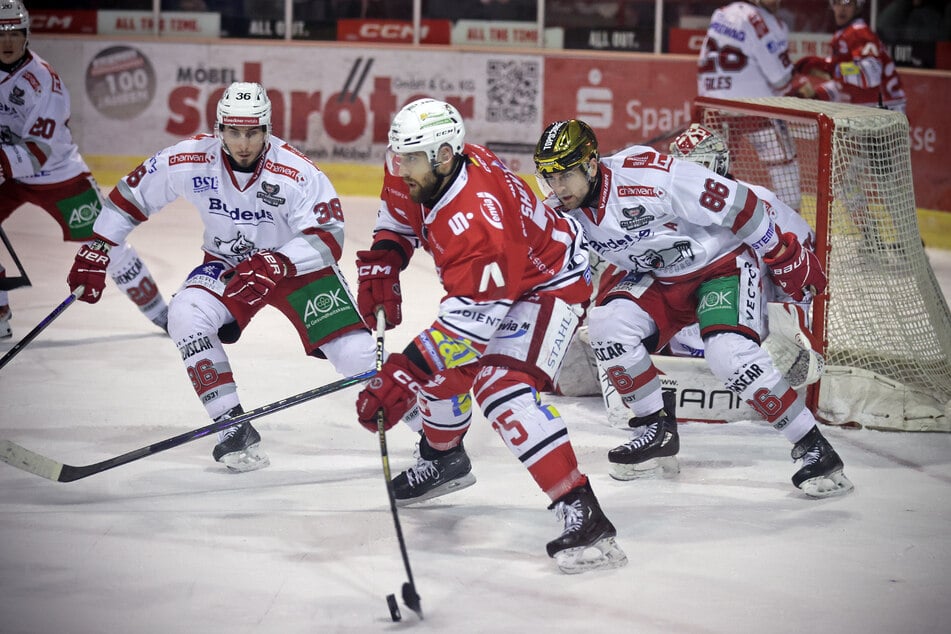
[
  {"left": 698, "top": 2, "right": 793, "bottom": 98},
  {"left": 0, "top": 50, "right": 89, "bottom": 184},
  {"left": 552, "top": 146, "right": 780, "bottom": 281},
  {"left": 94, "top": 134, "right": 344, "bottom": 274}
]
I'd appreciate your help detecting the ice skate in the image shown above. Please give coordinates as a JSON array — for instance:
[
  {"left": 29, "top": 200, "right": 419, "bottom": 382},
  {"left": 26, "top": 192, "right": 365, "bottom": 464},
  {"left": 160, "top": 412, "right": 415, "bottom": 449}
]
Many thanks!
[
  {"left": 546, "top": 481, "right": 627, "bottom": 574},
  {"left": 392, "top": 434, "right": 476, "bottom": 506},
  {"left": 0, "top": 304, "right": 11, "bottom": 340},
  {"left": 791, "top": 426, "right": 853, "bottom": 498},
  {"left": 608, "top": 390, "right": 679, "bottom": 480},
  {"left": 212, "top": 406, "right": 269, "bottom": 473}
]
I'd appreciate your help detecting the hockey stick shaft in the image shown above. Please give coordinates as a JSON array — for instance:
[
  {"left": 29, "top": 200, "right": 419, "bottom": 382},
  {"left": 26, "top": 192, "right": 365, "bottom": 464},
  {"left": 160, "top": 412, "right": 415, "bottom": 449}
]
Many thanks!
[
  {"left": 374, "top": 308, "right": 423, "bottom": 619},
  {"left": 0, "top": 368, "right": 375, "bottom": 482},
  {"left": 0, "top": 226, "right": 32, "bottom": 291},
  {"left": 0, "top": 286, "right": 83, "bottom": 372}
]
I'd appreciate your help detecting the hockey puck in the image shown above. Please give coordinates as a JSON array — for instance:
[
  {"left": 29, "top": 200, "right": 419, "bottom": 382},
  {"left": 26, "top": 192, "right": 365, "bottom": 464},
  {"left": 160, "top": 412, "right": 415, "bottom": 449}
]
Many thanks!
[{"left": 386, "top": 593, "right": 401, "bottom": 622}]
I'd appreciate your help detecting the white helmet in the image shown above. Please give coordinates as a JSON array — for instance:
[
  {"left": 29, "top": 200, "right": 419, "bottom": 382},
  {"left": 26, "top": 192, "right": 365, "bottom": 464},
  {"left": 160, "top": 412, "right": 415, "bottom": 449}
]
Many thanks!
[
  {"left": 387, "top": 98, "right": 465, "bottom": 170},
  {"left": 216, "top": 82, "right": 272, "bottom": 133},
  {"left": 669, "top": 123, "right": 731, "bottom": 177},
  {"left": 0, "top": 0, "right": 29, "bottom": 35}
]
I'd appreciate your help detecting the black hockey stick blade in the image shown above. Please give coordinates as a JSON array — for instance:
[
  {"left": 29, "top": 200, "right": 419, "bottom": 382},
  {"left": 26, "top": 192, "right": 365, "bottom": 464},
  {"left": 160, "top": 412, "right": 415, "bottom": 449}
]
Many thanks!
[
  {"left": 0, "top": 369, "right": 375, "bottom": 482},
  {"left": 0, "top": 276, "right": 31, "bottom": 291},
  {"left": 402, "top": 581, "right": 423, "bottom": 620},
  {"left": 0, "top": 286, "right": 82, "bottom": 372},
  {"left": 0, "top": 226, "right": 31, "bottom": 290}
]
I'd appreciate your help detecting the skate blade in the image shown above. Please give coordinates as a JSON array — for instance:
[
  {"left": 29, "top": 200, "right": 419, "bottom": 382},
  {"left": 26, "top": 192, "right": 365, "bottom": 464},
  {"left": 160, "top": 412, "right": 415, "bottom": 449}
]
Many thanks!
[
  {"left": 609, "top": 456, "right": 680, "bottom": 481},
  {"left": 554, "top": 536, "right": 628, "bottom": 575},
  {"left": 217, "top": 444, "right": 270, "bottom": 473},
  {"left": 395, "top": 473, "right": 477, "bottom": 507},
  {"left": 798, "top": 470, "right": 854, "bottom": 498}
]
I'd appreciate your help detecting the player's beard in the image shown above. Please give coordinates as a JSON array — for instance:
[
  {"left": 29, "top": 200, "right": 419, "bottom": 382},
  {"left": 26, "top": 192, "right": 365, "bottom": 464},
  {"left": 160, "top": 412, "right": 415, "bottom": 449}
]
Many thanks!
[{"left": 404, "top": 171, "right": 439, "bottom": 204}]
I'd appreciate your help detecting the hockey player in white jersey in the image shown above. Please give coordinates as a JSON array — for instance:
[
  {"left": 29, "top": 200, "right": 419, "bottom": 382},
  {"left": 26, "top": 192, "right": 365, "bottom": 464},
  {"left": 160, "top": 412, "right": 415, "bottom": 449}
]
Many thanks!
[
  {"left": 67, "top": 82, "right": 378, "bottom": 472},
  {"left": 666, "top": 123, "right": 825, "bottom": 388},
  {"left": 697, "top": 0, "right": 801, "bottom": 210},
  {"left": 0, "top": 0, "right": 167, "bottom": 339},
  {"left": 534, "top": 119, "right": 853, "bottom": 498}
]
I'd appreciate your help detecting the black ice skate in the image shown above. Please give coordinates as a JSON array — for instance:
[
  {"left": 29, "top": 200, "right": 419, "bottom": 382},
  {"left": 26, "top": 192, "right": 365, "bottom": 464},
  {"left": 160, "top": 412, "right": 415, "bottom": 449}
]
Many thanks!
[
  {"left": 791, "top": 426, "right": 854, "bottom": 498},
  {"left": 546, "top": 481, "right": 627, "bottom": 574},
  {"left": 212, "top": 406, "right": 270, "bottom": 473},
  {"left": 608, "top": 390, "right": 679, "bottom": 480},
  {"left": 392, "top": 434, "right": 476, "bottom": 506}
]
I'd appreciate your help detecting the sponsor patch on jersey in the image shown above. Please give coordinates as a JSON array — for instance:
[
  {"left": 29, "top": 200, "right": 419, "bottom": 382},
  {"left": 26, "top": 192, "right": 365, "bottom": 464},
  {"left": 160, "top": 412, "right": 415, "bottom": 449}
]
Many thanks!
[
  {"left": 617, "top": 185, "right": 663, "bottom": 198},
  {"left": 709, "top": 20, "right": 745, "bottom": 41},
  {"left": 264, "top": 159, "right": 302, "bottom": 182},
  {"left": 748, "top": 11, "right": 769, "bottom": 38},
  {"left": 477, "top": 192, "right": 504, "bottom": 230},
  {"left": 622, "top": 152, "right": 673, "bottom": 172},
  {"left": 56, "top": 187, "right": 102, "bottom": 240},
  {"left": 22, "top": 71, "right": 40, "bottom": 92},
  {"left": 256, "top": 181, "right": 286, "bottom": 207},
  {"left": 170, "top": 152, "right": 210, "bottom": 166},
  {"left": 192, "top": 175, "right": 219, "bottom": 193},
  {"left": 288, "top": 275, "right": 362, "bottom": 345}
]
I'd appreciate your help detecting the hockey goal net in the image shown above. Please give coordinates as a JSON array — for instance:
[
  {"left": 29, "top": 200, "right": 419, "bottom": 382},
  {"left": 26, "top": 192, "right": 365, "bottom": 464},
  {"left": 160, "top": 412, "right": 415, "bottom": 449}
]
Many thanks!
[{"left": 693, "top": 96, "right": 951, "bottom": 431}]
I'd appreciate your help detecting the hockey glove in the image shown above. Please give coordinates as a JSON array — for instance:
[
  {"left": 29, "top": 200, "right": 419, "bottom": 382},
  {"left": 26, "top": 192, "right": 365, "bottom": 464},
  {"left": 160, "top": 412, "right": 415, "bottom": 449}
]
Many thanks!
[
  {"left": 356, "top": 353, "right": 427, "bottom": 432},
  {"left": 356, "top": 249, "right": 403, "bottom": 329},
  {"left": 224, "top": 250, "right": 294, "bottom": 307},
  {"left": 68, "top": 239, "right": 112, "bottom": 303},
  {"left": 764, "top": 232, "right": 827, "bottom": 302}
]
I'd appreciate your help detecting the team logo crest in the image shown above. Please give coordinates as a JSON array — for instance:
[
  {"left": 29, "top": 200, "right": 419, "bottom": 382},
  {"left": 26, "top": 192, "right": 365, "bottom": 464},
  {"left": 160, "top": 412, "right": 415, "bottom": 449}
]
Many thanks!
[
  {"left": 619, "top": 205, "right": 654, "bottom": 231},
  {"left": 9, "top": 86, "right": 25, "bottom": 106},
  {"left": 256, "top": 181, "right": 286, "bottom": 207}
]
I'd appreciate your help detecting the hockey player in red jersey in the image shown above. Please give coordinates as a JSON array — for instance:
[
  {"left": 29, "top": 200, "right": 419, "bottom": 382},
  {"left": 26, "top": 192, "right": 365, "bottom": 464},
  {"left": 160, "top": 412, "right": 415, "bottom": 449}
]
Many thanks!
[
  {"left": 354, "top": 98, "right": 626, "bottom": 573},
  {"left": 793, "top": 0, "right": 906, "bottom": 111},
  {"left": 67, "top": 82, "right": 380, "bottom": 473},
  {"left": 0, "top": 0, "right": 168, "bottom": 339},
  {"left": 534, "top": 119, "right": 853, "bottom": 499}
]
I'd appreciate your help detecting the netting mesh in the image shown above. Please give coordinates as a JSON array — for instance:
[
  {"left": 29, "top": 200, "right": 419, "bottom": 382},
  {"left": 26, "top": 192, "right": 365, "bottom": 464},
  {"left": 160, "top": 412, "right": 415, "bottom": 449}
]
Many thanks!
[{"left": 695, "top": 97, "right": 951, "bottom": 405}]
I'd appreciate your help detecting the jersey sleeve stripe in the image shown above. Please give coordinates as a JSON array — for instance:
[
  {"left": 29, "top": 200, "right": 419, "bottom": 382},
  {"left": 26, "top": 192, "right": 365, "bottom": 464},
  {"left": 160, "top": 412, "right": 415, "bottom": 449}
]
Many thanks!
[{"left": 107, "top": 186, "right": 149, "bottom": 223}]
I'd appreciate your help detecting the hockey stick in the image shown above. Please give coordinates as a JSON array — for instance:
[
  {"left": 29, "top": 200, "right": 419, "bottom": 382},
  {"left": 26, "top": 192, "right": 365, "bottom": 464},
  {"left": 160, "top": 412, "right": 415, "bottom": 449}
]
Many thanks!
[
  {"left": 0, "top": 285, "right": 83, "bottom": 372},
  {"left": 0, "top": 226, "right": 32, "bottom": 291},
  {"left": 0, "top": 369, "right": 375, "bottom": 482},
  {"left": 375, "top": 308, "right": 423, "bottom": 622}
]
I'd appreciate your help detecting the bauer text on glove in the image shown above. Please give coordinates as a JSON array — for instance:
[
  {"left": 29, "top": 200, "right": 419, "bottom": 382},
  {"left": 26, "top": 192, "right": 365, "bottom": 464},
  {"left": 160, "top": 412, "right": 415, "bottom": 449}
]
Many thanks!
[
  {"left": 68, "top": 239, "right": 113, "bottom": 303},
  {"left": 764, "top": 232, "right": 827, "bottom": 302},
  {"left": 224, "top": 250, "right": 294, "bottom": 307}
]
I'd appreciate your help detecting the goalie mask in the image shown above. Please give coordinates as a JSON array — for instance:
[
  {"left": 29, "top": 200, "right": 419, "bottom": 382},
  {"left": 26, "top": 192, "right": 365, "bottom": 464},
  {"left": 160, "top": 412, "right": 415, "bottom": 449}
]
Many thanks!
[
  {"left": 386, "top": 98, "right": 465, "bottom": 174},
  {"left": 669, "top": 123, "right": 731, "bottom": 177},
  {"left": 0, "top": 0, "right": 29, "bottom": 60}
]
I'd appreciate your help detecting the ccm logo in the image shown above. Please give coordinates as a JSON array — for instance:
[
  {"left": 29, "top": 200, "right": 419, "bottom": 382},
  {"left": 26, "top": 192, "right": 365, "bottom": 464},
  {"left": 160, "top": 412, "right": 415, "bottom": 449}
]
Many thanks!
[
  {"left": 360, "top": 23, "right": 429, "bottom": 40},
  {"left": 358, "top": 264, "right": 393, "bottom": 276}
]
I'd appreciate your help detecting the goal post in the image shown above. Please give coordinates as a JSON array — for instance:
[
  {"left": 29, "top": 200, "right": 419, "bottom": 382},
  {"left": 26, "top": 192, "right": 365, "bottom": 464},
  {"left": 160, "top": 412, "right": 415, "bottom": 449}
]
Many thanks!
[{"left": 693, "top": 96, "right": 951, "bottom": 431}]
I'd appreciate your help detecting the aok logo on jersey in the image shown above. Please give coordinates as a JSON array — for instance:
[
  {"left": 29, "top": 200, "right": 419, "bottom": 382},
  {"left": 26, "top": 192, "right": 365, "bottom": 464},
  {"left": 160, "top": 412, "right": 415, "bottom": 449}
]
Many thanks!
[
  {"left": 289, "top": 276, "right": 361, "bottom": 344},
  {"left": 57, "top": 187, "right": 102, "bottom": 240}
]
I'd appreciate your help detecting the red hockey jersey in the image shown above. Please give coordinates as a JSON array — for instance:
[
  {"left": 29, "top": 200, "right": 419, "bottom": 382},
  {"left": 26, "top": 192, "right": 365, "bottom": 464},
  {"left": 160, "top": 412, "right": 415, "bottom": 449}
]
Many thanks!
[
  {"left": 799, "top": 18, "right": 905, "bottom": 111},
  {"left": 371, "top": 143, "right": 590, "bottom": 345}
]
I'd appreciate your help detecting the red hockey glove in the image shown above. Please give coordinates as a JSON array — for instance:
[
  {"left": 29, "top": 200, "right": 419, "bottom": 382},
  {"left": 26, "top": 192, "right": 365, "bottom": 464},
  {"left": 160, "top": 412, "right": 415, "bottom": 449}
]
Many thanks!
[
  {"left": 224, "top": 250, "right": 294, "bottom": 307},
  {"left": 356, "top": 249, "right": 403, "bottom": 329},
  {"left": 356, "top": 353, "right": 427, "bottom": 432},
  {"left": 68, "top": 240, "right": 112, "bottom": 303},
  {"left": 764, "top": 232, "right": 827, "bottom": 302}
]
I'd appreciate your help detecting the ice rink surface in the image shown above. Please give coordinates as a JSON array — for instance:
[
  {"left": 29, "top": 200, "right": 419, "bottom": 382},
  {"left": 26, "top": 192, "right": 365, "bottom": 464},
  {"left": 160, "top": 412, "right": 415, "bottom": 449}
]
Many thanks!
[{"left": 1, "top": 196, "right": 950, "bottom": 633}]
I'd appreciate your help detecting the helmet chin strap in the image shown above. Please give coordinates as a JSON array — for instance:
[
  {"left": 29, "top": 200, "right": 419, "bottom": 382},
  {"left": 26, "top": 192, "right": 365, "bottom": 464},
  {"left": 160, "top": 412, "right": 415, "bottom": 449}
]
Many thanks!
[{"left": 579, "top": 164, "right": 602, "bottom": 208}]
